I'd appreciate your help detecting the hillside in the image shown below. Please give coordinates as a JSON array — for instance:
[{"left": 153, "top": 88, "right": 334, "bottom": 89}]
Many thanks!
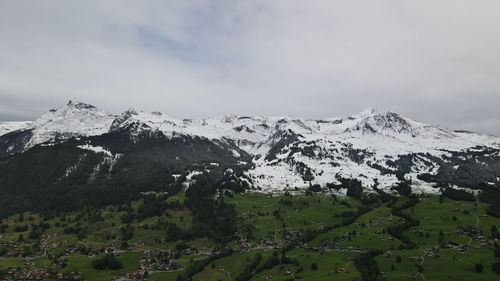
[
  {"left": 1, "top": 101, "right": 500, "bottom": 280},
  {"left": 0, "top": 189, "right": 500, "bottom": 281},
  {"left": 1, "top": 101, "right": 499, "bottom": 197}
]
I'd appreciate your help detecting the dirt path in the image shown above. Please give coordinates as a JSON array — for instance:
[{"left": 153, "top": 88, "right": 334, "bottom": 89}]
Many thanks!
[{"left": 419, "top": 250, "right": 426, "bottom": 281}]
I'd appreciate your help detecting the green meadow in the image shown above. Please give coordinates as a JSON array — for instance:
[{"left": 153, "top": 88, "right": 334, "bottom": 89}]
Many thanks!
[{"left": 0, "top": 191, "right": 499, "bottom": 281}]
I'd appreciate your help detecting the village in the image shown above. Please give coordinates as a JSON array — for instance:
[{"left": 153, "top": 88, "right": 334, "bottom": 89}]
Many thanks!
[{"left": 0, "top": 194, "right": 499, "bottom": 281}]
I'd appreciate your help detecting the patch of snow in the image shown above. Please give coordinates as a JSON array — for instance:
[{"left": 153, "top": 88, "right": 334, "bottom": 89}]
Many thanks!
[
  {"left": 186, "top": 170, "right": 203, "bottom": 181},
  {"left": 77, "top": 144, "right": 113, "bottom": 157}
]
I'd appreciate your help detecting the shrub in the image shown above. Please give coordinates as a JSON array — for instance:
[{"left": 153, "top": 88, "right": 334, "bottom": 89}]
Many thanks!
[
  {"left": 474, "top": 263, "right": 483, "bottom": 273},
  {"left": 354, "top": 253, "right": 379, "bottom": 281},
  {"left": 105, "top": 255, "right": 122, "bottom": 270},
  {"left": 308, "top": 184, "right": 322, "bottom": 193},
  {"left": 91, "top": 254, "right": 122, "bottom": 270},
  {"left": 442, "top": 188, "right": 475, "bottom": 202},
  {"left": 91, "top": 259, "right": 106, "bottom": 270},
  {"left": 121, "top": 224, "right": 134, "bottom": 240}
]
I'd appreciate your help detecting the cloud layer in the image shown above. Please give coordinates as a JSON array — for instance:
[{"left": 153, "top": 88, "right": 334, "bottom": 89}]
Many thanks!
[{"left": 1, "top": 1, "right": 499, "bottom": 134}]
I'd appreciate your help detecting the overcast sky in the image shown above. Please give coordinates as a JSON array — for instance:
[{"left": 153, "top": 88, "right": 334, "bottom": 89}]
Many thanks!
[{"left": 1, "top": 1, "right": 499, "bottom": 135}]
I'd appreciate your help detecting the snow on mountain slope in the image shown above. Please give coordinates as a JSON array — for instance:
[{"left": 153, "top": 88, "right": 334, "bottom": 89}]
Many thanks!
[
  {"left": 0, "top": 101, "right": 117, "bottom": 157},
  {"left": 235, "top": 109, "right": 498, "bottom": 191},
  {"left": 0, "top": 121, "right": 31, "bottom": 136},
  {"left": 103, "top": 106, "right": 499, "bottom": 192},
  {"left": 1, "top": 102, "right": 498, "bottom": 193},
  {"left": 110, "top": 109, "right": 276, "bottom": 152},
  {"left": 25, "top": 100, "right": 116, "bottom": 147}
]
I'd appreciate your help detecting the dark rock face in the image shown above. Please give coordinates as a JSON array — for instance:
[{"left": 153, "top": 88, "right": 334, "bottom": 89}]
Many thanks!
[
  {"left": 363, "top": 146, "right": 500, "bottom": 189},
  {"left": 264, "top": 130, "right": 299, "bottom": 161},
  {"left": 416, "top": 147, "right": 500, "bottom": 188}
]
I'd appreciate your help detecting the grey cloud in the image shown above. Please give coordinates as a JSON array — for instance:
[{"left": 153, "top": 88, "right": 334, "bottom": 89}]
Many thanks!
[{"left": 0, "top": 0, "right": 499, "bottom": 134}]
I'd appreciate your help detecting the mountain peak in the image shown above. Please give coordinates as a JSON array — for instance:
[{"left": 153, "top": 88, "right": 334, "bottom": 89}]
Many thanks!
[
  {"left": 66, "top": 100, "right": 97, "bottom": 110},
  {"left": 19, "top": 101, "right": 117, "bottom": 149}
]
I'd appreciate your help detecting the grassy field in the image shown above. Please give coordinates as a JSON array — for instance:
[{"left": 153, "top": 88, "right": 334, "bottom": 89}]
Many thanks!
[
  {"left": 60, "top": 251, "right": 141, "bottom": 281},
  {"left": 0, "top": 191, "right": 499, "bottom": 281}
]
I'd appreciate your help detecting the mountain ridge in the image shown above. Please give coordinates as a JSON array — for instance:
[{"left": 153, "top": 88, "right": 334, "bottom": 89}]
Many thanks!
[
  {"left": 0, "top": 101, "right": 499, "bottom": 197},
  {"left": 1, "top": 101, "right": 497, "bottom": 139}
]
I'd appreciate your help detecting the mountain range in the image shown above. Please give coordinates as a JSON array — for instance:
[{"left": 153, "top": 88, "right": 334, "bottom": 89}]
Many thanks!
[{"left": 0, "top": 100, "right": 499, "bottom": 215}]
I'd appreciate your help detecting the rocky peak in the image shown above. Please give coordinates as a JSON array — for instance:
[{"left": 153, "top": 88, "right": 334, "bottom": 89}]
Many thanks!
[{"left": 66, "top": 100, "right": 97, "bottom": 110}]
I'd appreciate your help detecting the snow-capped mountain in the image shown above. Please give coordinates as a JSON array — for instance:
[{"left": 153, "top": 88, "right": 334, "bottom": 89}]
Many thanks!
[
  {"left": 27, "top": 100, "right": 116, "bottom": 146},
  {"left": 0, "top": 101, "right": 115, "bottom": 156},
  {"left": 1, "top": 101, "right": 499, "bottom": 194}
]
